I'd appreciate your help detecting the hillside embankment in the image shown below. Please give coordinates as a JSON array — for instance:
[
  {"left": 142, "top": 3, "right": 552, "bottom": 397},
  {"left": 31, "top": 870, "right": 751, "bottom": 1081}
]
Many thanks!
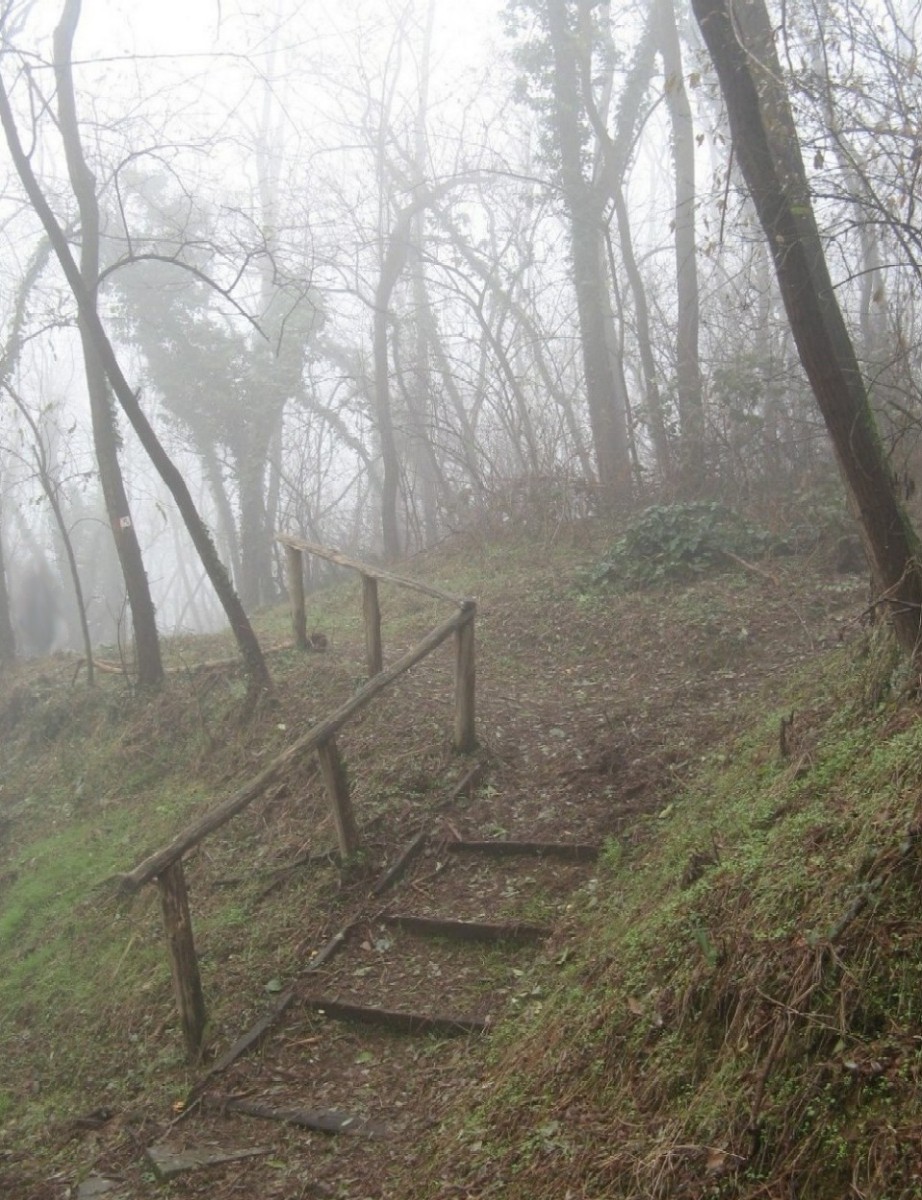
[{"left": 4, "top": 523, "right": 919, "bottom": 1199}]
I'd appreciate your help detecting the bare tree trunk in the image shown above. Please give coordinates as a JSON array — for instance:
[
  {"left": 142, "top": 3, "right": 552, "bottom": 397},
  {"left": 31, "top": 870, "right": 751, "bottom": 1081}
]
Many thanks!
[
  {"left": 200, "top": 443, "right": 242, "bottom": 589},
  {"left": 610, "top": 192, "right": 673, "bottom": 483},
  {"left": 0, "top": 239, "right": 59, "bottom": 668},
  {"left": 656, "top": 0, "right": 705, "bottom": 493},
  {"left": 373, "top": 222, "right": 408, "bottom": 560},
  {"left": 372, "top": 180, "right": 475, "bottom": 559},
  {"left": 0, "top": 0, "right": 272, "bottom": 701},
  {"left": 546, "top": 0, "right": 631, "bottom": 507},
  {"left": 235, "top": 433, "right": 274, "bottom": 610},
  {"left": 0, "top": 503, "right": 15, "bottom": 669},
  {"left": 53, "top": 0, "right": 163, "bottom": 688},
  {"left": 7, "top": 386, "right": 95, "bottom": 683},
  {"left": 693, "top": 0, "right": 922, "bottom": 656},
  {"left": 406, "top": 0, "right": 441, "bottom": 547}
]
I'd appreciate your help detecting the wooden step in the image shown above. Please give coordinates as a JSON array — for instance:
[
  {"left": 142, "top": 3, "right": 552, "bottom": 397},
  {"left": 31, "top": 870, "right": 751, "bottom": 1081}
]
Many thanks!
[
  {"left": 446, "top": 839, "right": 600, "bottom": 862},
  {"left": 303, "top": 997, "right": 487, "bottom": 1037},
  {"left": 382, "top": 913, "right": 551, "bottom": 944},
  {"left": 373, "top": 829, "right": 427, "bottom": 895},
  {"left": 203, "top": 1094, "right": 386, "bottom": 1138}
]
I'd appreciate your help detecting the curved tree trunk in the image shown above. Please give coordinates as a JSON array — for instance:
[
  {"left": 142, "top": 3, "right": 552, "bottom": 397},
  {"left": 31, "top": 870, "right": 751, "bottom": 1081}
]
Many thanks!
[
  {"left": 693, "top": 0, "right": 922, "bottom": 656},
  {"left": 53, "top": 0, "right": 163, "bottom": 689},
  {"left": 0, "top": 0, "right": 272, "bottom": 701}
]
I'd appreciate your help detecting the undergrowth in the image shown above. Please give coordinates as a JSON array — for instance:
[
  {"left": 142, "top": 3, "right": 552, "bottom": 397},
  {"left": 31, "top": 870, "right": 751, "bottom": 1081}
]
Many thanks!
[{"left": 590, "top": 501, "right": 779, "bottom": 588}]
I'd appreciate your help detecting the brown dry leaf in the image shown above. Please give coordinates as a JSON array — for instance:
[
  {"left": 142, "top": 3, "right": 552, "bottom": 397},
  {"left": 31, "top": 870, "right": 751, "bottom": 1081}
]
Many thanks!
[{"left": 705, "top": 1147, "right": 729, "bottom": 1174}]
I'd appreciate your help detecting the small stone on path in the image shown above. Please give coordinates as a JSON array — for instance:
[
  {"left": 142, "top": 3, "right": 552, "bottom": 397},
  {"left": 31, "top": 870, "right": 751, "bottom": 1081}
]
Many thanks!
[{"left": 76, "top": 1178, "right": 128, "bottom": 1200}]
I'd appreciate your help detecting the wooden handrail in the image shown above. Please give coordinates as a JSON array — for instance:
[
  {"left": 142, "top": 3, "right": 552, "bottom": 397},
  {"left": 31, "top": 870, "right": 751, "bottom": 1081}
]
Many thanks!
[
  {"left": 120, "top": 603, "right": 474, "bottom": 893},
  {"left": 276, "top": 533, "right": 468, "bottom": 607},
  {"left": 123, "top": 535, "right": 477, "bottom": 1061}
]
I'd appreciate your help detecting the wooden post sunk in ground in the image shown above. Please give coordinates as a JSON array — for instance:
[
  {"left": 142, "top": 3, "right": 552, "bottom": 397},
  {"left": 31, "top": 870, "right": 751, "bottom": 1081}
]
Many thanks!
[
  {"left": 285, "top": 543, "right": 308, "bottom": 651},
  {"left": 362, "top": 574, "right": 383, "bottom": 677},
  {"left": 317, "top": 735, "right": 360, "bottom": 856},
  {"left": 157, "top": 859, "right": 207, "bottom": 1062},
  {"left": 454, "top": 602, "right": 476, "bottom": 753}
]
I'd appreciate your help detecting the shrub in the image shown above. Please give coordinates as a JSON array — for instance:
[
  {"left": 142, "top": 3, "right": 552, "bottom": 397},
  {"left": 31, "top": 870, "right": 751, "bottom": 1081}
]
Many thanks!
[{"left": 591, "top": 501, "right": 777, "bottom": 588}]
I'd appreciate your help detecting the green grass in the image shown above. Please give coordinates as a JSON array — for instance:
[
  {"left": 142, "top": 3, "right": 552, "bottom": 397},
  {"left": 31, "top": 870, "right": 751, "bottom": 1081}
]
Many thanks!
[{"left": 400, "top": 637, "right": 922, "bottom": 1199}]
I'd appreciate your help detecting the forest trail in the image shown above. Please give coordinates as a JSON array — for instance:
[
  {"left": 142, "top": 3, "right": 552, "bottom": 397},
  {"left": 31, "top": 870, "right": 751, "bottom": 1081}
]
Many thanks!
[{"left": 0, "top": 533, "right": 867, "bottom": 1200}]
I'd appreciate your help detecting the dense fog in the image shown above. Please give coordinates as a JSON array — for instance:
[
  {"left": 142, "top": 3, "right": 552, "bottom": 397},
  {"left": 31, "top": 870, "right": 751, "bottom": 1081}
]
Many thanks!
[{"left": 0, "top": 0, "right": 919, "bottom": 660}]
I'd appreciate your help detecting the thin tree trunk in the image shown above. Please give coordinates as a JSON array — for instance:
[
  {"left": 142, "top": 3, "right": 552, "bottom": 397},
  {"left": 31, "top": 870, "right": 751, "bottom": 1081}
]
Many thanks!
[
  {"left": 373, "top": 236, "right": 406, "bottom": 560},
  {"left": 0, "top": 239, "right": 58, "bottom": 667},
  {"left": 200, "top": 442, "right": 242, "bottom": 590},
  {"left": 656, "top": 0, "right": 705, "bottom": 493},
  {"left": 0, "top": 502, "right": 15, "bottom": 669},
  {"left": 610, "top": 192, "right": 673, "bottom": 482},
  {"left": 7, "top": 386, "right": 95, "bottom": 683},
  {"left": 235, "top": 438, "right": 273, "bottom": 611},
  {"left": 372, "top": 181, "right": 474, "bottom": 559}
]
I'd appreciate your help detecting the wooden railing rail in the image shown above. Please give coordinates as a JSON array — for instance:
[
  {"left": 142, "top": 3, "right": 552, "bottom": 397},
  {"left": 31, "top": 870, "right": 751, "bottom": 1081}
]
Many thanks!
[
  {"left": 119, "top": 603, "right": 473, "bottom": 894},
  {"left": 276, "top": 533, "right": 466, "bottom": 606},
  {"left": 121, "top": 539, "right": 476, "bottom": 1060},
  {"left": 277, "top": 533, "right": 467, "bottom": 678}
]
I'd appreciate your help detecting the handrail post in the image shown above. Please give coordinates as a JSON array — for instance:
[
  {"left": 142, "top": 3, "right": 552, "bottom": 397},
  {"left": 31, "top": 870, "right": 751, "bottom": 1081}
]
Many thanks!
[
  {"left": 157, "top": 859, "right": 207, "bottom": 1062},
  {"left": 454, "top": 601, "right": 476, "bottom": 753},
  {"left": 362, "top": 574, "right": 383, "bottom": 677},
  {"left": 285, "top": 543, "right": 308, "bottom": 651},
  {"left": 317, "top": 735, "right": 360, "bottom": 856}
]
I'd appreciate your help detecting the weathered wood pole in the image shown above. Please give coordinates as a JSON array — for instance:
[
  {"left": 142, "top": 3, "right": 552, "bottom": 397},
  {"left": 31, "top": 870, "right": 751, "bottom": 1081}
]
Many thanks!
[
  {"left": 157, "top": 859, "right": 207, "bottom": 1061},
  {"left": 454, "top": 602, "right": 476, "bottom": 753},
  {"left": 362, "top": 574, "right": 383, "bottom": 677},
  {"left": 317, "top": 735, "right": 360, "bottom": 856},
  {"left": 285, "top": 543, "right": 308, "bottom": 651}
]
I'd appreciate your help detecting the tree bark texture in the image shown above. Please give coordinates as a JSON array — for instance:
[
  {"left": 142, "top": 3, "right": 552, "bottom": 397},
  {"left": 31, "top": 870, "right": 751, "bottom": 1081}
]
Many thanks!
[
  {"left": 54, "top": 0, "right": 164, "bottom": 689},
  {"left": 0, "top": 0, "right": 272, "bottom": 700},
  {"left": 316, "top": 735, "right": 360, "bottom": 857},
  {"left": 692, "top": 0, "right": 922, "bottom": 654},
  {"left": 157, "top": 859, "right": 207, "bottom": 1061},
  {"left": 656, "top": 0, "right": 706, "bottom": 492},
  {"left": 546, "top": 0, "right": 631, "bottom": 507}
]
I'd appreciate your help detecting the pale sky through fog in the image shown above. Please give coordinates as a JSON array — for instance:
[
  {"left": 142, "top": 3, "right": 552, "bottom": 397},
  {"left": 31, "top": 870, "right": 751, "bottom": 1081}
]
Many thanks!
[{"left": 76, "top": 0, "right": 503, "bottom": 83}]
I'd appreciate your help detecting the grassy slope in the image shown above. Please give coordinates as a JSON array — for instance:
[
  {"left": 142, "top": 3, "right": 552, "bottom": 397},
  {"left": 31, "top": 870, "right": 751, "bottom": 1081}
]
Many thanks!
[
  {"left": 1, "top": 523, "right": 921, "bottom": 1198},
  {"left": 405, "top": 636, "right": 922, "bottom": 1198}
]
